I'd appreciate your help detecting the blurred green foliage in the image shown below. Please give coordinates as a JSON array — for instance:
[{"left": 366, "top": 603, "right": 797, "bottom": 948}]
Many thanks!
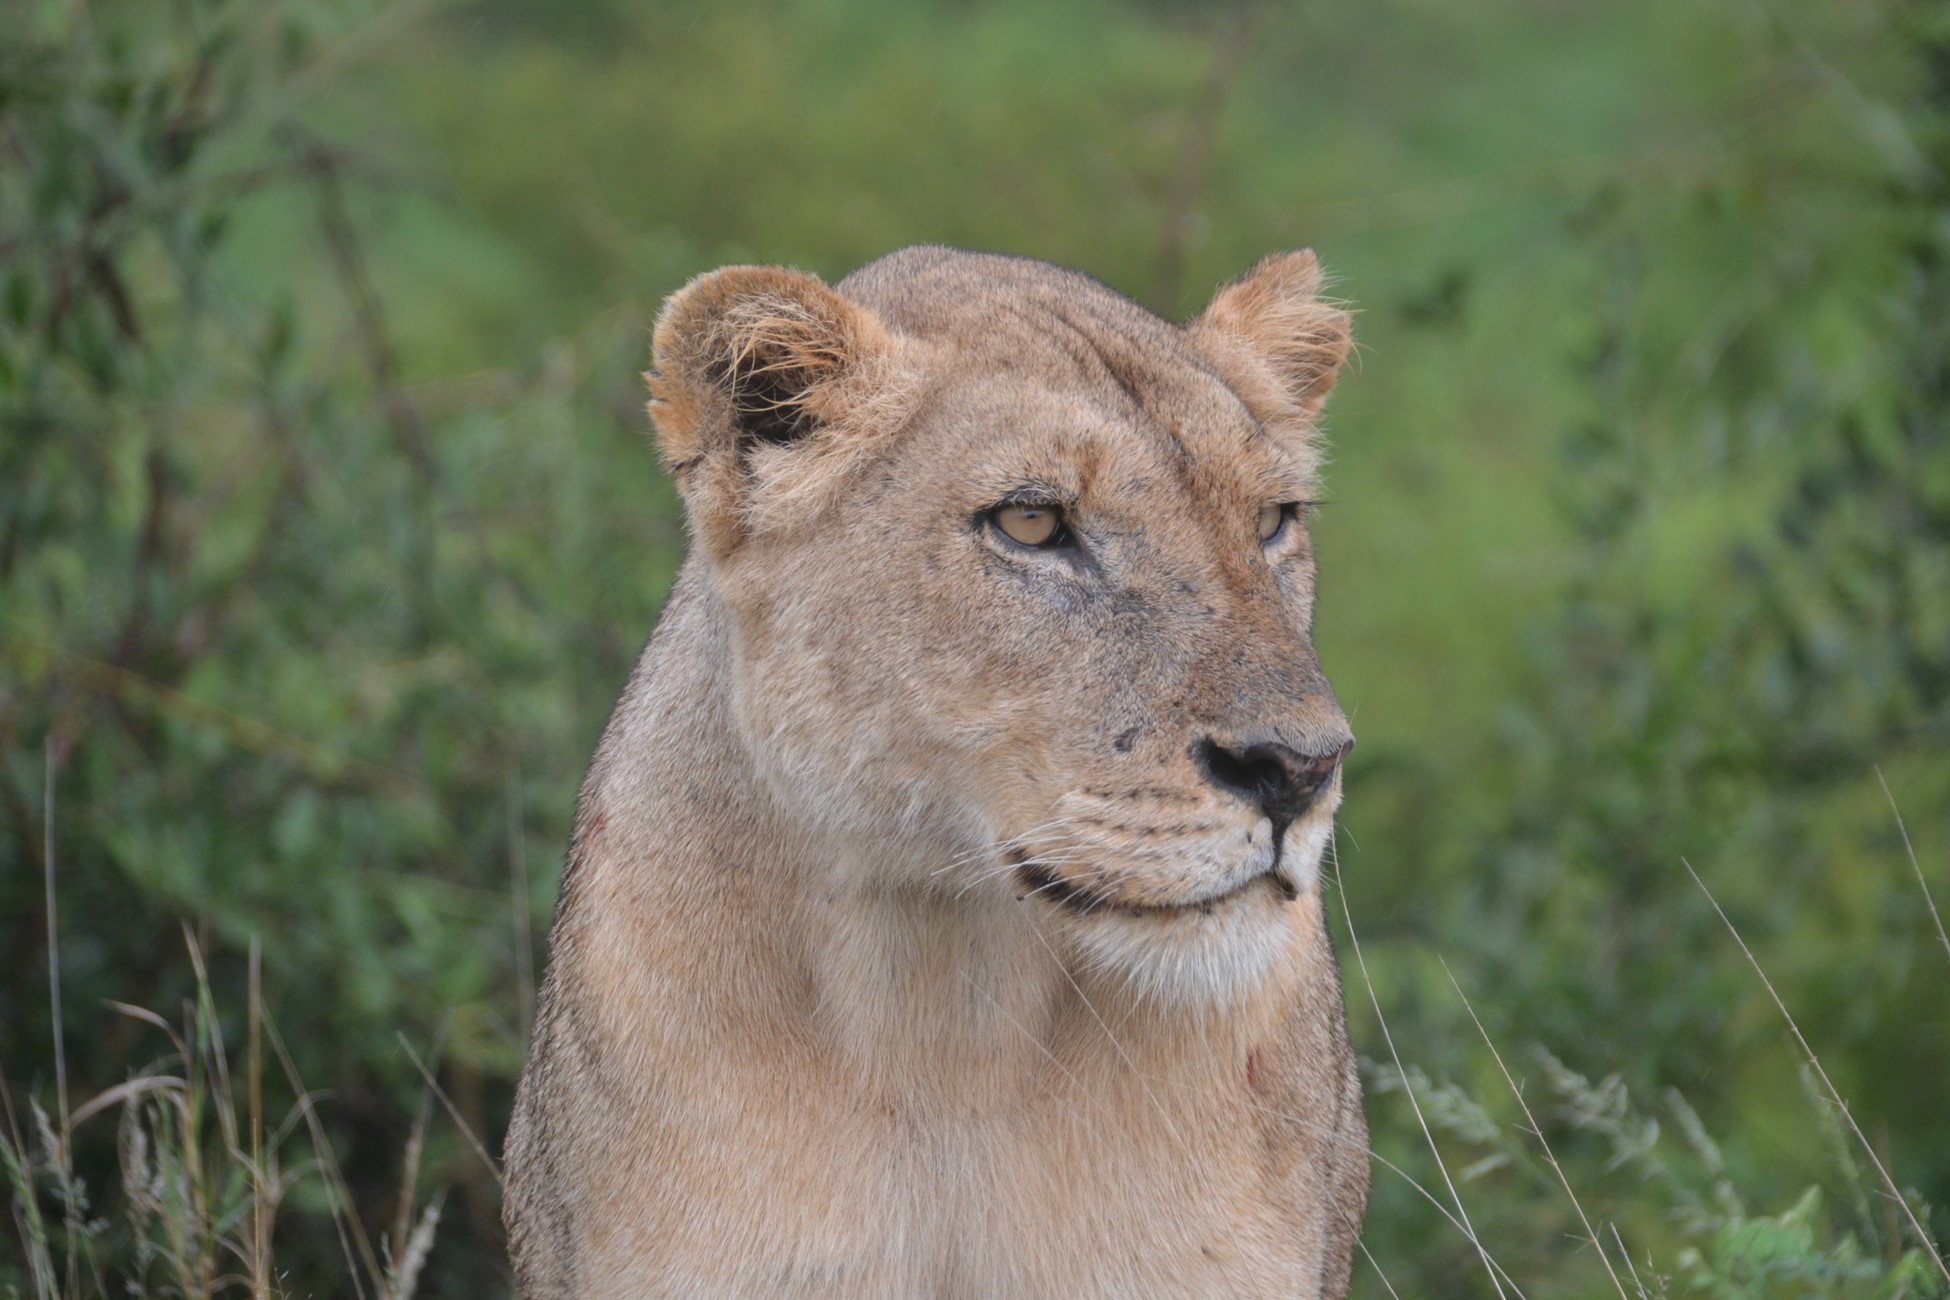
[{"left": 2, "top": 0, "right": 1946, "bottom": 1295}]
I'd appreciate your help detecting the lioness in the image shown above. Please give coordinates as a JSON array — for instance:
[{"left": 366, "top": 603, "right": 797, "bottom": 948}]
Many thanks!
[{"left": 504, "top": 246, "right": 1368, "bottom": 1298}]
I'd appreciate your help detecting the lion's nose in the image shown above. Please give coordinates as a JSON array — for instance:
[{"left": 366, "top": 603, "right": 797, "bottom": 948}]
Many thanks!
[{"left": 1193, "top": 734, "right": 1352, "bottom": 829}]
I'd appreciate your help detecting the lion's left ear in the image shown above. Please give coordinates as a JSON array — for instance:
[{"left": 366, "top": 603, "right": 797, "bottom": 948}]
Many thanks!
[{"left": 1189, "top": 250, "right": 1352, "bottom": 435}]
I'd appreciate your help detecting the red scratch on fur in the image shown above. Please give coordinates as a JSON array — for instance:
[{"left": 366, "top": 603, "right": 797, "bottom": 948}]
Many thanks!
[
  {"left": 1245, "top": 1049, "right": 1259, "bottom": 1092},
  {"left": 587, "top": 808, "right": 607, "bottom": 838}
]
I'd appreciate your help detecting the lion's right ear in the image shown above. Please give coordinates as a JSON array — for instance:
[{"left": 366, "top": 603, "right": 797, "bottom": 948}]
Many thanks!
[{"left": 648, "top": 265, "right": 916, "bottom": 555}]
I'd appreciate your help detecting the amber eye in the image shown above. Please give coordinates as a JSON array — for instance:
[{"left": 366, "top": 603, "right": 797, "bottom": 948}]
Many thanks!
[
  {"left": 1258, "top": 503, "right": 1289, "bottom": 543},
  {"left": 992, "top": 502, "right": 1065, "bottom": 547}
]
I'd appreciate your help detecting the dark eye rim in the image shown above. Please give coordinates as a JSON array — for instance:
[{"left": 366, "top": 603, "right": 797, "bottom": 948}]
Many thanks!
[{"left": 983, "top": 500, "right": 1074, "bottom": 551}]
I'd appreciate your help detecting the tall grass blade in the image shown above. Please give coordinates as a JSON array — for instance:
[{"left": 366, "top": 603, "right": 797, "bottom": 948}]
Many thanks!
[
  {"left": 1682, "top": 856, "right": 1950, "bottom": 1287},
  {"left": 1876, "top": 767, "right": 1950, "bottom": 967},
  {"left": 1442, "top": 958, "right": 1630, "bottom": 1298},
  {"left": 1330, "top": 835, "right": 1520, "bottom": 1300},
  {"left": 43, "top": 735, "right": 78, "bottom": 1300},
  {"left": 397, "top": 1036, "right": 504, "bottom": 1189}
]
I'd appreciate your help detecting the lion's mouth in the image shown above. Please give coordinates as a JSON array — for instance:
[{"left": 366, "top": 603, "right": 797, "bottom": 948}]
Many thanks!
[{"left": 1013, "top": 857, "right": 1298, "bottom": 918}]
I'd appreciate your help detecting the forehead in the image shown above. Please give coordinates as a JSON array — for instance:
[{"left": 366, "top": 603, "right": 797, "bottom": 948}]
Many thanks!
[
  {"left": 897, "top": 325, "right": 1313, "bottom": 511},
  {"left": 922, "top": 361, "right": 1308, "bottom": 511},
  {"left": 846, "top": 249, "right": 1320, "bottom": 505}
]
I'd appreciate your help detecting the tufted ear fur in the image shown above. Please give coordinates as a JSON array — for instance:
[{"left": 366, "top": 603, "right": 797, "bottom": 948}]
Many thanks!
[
  {"left": 647, "top": 265, "right": 919, "bottom": 556},
  {"left": 1189, "top": 250, "right": 1352, "bottom": 440}
]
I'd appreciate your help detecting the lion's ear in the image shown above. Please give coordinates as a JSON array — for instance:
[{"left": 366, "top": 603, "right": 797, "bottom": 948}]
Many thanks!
[
  {"left": 1189, "top": 250, "right": 1352, "bottom": 435},
  {"left": 648, "top": 265, "right": 915, "bottom": 554}
]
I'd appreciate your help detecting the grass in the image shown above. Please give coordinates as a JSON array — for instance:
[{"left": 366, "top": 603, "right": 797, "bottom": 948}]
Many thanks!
[
  {"left": 1, "top": 752, "right": 468, "bottom": 1300},
  {"left": 1, "top": 920, "right": 457, "bottom": 1300}
]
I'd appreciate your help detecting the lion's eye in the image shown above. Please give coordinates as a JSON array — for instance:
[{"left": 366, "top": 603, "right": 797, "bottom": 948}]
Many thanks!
[
  {"left": 1258, "top": 503, "right": 1289, "bottom": 543},
  {"left": 992, "top": 502, "right": 1065, "bottom": 548}
]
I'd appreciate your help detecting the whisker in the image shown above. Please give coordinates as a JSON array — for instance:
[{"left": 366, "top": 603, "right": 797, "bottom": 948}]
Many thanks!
[
  {"left": 924, "top": 815, "right": 1089, "bottom": 881},
  {"left": 954, "top": 970, "right": 1106, "bottom": 1139},
  {"left": 952, "top": 853, "right": 1092, "bottom": 902}
]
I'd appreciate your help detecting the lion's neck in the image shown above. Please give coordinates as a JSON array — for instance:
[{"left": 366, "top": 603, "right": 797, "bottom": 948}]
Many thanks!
[{"left": 563, "top": 575, "right": 1262, "bottom": 1106}]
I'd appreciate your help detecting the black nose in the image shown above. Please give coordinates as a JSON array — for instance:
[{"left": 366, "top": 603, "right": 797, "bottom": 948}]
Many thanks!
[{"left": 1193, "top": 735, "right": 1351, "bottom": 828}]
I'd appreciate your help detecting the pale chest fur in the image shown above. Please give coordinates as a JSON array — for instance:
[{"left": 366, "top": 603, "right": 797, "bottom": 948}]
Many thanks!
[
  {"left": 537, "top": 906, "right": 1359, "bottom": 1299},
  {"left": 570, "top": 1101, "right": 1343, "bottom": 1297}
]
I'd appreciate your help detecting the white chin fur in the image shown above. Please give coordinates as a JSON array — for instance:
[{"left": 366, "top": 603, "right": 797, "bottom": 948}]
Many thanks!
[
  {"left": 1283, "top": 812, "right": 1332, "bottom": 896},
  {"left": 1064, "top": 811, "right": 1336, "bottom": 1008},
  {"left": 1068, "top": 892, "right": 1293, "bottom": 1008}
]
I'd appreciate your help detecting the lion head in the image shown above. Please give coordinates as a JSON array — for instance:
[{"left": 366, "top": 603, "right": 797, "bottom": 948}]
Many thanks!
[{"left": 647, "top": 245, "right": 1354, "bottom": 1006}]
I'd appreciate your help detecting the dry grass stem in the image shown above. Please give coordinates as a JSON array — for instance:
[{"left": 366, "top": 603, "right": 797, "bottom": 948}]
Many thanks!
[
  {"left": 1682, "top": 856, "right": 1950, "bottom": 1287},
  {"left": 1357, "top": 1237, "right": 1405, "bottom": 1299},
  {"left": 397, "top": 1036, "right": 504, "bottom": 1189},
  {"left": 386, "top": 1194, "right": 444, "bottom": 1300},
  {"left": 509, "top": 764, "right": 537, "bottom": 1044},
  {"left": 265, "top": 1011, "right": 385, "bottom": 1299},
  {"left": 1876, "top": 767, "right": 1950, "bottom": 967},
  {"left": 1610, "top": 1223, "right": 1651, "bottom": 1299},
  {"left": 1442, "top": 957, "right": 1631, "bottom": 1298},
  {"left": 249, "top": 937, "right": 272, "bottom": 1299},
  {"left": 1329, "top": 836, "right": 1520, "bottom": 1300},
  {"left": 42, "top": 735, "right": 83, "bottom": 1300}
]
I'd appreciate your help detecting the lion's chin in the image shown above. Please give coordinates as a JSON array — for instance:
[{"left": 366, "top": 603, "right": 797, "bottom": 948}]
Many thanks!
[
  {"left": 1016, "top": 810, "right": 1338, "bottom": 1007},
  {"left": 1058, "top": 882, "right": 1298, "bottom": 1008}
]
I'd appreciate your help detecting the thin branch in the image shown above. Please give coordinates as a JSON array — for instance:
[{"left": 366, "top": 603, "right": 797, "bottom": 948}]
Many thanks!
[
  {"left": 264, "top": 1012, "right": 383, "bottom": 1300},
  {"left": 304, "top": 144, "right": 437, "bottom": 485},
  {"left": 250, "top": 937, "right": 272, "bottom": 1300},
  {"left": 1155, "top": 4, "right": 1259, "bottom": 310},
  {"left": 1357, "top": 1237, "right": 1404, "bottom": 1299},
  {"left": 1, "top": 637, "right": 423, "bottom": 803}
]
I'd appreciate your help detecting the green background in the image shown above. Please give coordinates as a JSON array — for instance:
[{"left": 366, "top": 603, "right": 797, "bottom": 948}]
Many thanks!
[{"left": 3, "top": 0, "right": 1947, "bottom": 1294}]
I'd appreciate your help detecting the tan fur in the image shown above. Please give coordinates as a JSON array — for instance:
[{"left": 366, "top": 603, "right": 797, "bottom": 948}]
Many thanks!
[{"left": 506, "top": 247, "right": 1369, "bottom": 1298}]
